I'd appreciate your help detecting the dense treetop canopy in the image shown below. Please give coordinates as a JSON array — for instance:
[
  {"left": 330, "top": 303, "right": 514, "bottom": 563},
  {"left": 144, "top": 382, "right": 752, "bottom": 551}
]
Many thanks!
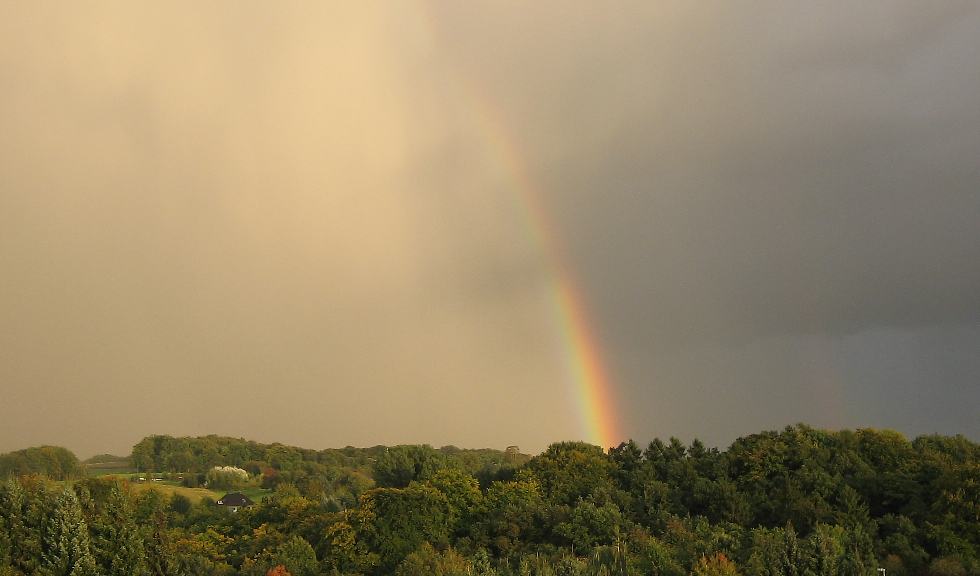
[{"left": 1, "top": 425, "right": 977, "bottom": 576}]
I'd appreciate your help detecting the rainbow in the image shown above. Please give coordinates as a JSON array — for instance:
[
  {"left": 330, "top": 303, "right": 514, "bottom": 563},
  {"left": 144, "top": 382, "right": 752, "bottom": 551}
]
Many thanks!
[{"left": 468, "top": 98, "right": 624, "bottom": 450}]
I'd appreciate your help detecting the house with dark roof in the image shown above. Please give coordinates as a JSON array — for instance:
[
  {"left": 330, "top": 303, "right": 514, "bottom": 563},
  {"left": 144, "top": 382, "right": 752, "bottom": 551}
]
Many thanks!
[{"left": 216, "top": 492, "right": 254, "bottom": 512}]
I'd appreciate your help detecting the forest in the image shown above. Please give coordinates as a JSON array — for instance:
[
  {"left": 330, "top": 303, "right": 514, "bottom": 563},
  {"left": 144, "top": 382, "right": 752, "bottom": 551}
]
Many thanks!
[{"left": 0, "top": 424, "right": 977, "bottom": 576}]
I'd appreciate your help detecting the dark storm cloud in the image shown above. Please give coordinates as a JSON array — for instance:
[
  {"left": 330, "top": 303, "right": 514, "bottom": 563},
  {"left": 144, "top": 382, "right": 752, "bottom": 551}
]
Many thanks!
[
  {"left": 422, "top": 1, "right": 980, "bottom": 443},
  {"left": 427, "top": 1, "right": 980, "bottom": 344}
]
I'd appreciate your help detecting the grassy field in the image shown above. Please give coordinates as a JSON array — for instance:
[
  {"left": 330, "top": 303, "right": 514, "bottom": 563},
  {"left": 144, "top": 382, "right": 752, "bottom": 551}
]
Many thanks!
[
  {"left": 85, "top": 459, "right": 273, "bottom": 504},
  {"left": 99, "top": 477, "right": 272, "bottom": 504},
  {"left": 126, "top": 480, "right": 223, "bottom": 503}
]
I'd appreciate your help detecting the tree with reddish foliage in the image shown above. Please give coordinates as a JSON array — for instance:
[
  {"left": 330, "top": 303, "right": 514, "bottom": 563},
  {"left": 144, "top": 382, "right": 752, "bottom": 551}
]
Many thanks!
[
  {"left": 266, "top": 565, "right": 292, "bottom": 576},
  {"left": 693, "top": 553, "right": 740, "bottom": 576},
  {"left": 261, "top": 467, "right": 280, "bottom": 489}
]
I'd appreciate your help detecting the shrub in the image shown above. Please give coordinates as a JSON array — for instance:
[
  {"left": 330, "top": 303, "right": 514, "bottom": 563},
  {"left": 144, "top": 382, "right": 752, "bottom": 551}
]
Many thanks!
[{"left": 206, "top": 466, "right": 249, "bottom": 490}]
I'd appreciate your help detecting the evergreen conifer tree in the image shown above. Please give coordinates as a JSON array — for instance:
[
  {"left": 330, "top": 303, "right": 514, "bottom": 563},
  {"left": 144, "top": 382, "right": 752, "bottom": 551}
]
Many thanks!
[
  {"left": 24, "top": 479, "right": 50, "bottom": 573},
  {"left": 98, "top": 485, "right": 148, "bottom": 576},
  {"left": 144, "top": 506, "right": 178, "bottom": 576},
  {"left": 40, "top": 487, "right": 98, "bottom": 576},
  {"left": 0, "top": 480, "right": 15, "bottom": 568},
  {"left": 0, "top": 478, "right": 42, "bottom": 575}
]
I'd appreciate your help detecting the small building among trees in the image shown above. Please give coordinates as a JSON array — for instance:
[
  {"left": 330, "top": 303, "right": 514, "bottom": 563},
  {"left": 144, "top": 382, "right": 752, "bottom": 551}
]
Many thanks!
[{"left": 216, "top": 492, "right": 254, "bottom": 512}]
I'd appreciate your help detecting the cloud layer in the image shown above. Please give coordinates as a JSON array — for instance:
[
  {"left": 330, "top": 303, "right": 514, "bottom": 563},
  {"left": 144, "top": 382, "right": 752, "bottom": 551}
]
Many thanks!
[{"left": 1, "top": 2, "right": 978, "bottom": 456}]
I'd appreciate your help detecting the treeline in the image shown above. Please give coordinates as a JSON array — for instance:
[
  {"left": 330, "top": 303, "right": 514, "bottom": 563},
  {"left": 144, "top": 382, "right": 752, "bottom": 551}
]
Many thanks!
[
  {"left": 83, "top": 455, "right": 131, "bottom": 467},
  {"left": 131, "top": 435, "right": 529, "bottom": 478},
  {"left": 0, "top": 446, "right": 81, "bottom": 480},
  {"left": 130, "top": 435, "right": 529, "bottom": 508},
  {"left": 0, "top": 425, "right": 978, "bottom": 576}
]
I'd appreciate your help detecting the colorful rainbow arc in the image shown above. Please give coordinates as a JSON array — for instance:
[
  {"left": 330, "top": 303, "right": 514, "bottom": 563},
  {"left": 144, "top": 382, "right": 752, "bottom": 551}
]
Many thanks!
[{"left": 468, "top": 98, "right": 623, "bottom": 450}]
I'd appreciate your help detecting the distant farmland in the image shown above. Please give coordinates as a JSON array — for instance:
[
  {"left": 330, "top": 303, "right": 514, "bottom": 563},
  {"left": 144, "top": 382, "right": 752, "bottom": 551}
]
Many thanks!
[{"left": 81, "top": 455, "right": 269, "bottom": 503}]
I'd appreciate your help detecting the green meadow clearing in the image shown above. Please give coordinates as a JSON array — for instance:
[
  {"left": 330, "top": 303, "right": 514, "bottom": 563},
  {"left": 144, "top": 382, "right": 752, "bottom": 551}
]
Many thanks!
[
  {"left": 85, "top": 463, "right": 271, "bottom": 504},
  {"left": 108, "top": 477, "right": 271, "bottom": 503},
  {"left": 126, "top": 479, "right": 223, "bottom": 503}
]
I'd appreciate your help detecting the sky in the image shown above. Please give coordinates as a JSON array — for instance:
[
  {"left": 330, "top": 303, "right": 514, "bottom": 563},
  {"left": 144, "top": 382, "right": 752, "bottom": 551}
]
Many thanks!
[{"left": 1, "top": 2, "right": 978, "bottom": 458}]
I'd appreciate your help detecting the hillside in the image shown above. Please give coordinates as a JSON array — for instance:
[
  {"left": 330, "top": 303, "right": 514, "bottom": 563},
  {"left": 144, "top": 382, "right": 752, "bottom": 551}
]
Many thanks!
[
  {"left": 81, "top": 453, "right": 134, "bottom": 476},
  {"left": 0, "top": 445, "right": 82, "bottom": 480}
]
